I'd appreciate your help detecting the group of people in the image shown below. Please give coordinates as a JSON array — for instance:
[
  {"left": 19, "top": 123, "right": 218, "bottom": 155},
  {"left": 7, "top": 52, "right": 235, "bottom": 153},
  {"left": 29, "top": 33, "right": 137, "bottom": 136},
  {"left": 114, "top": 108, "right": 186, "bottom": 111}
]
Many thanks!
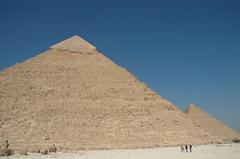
[{"left": 181, "top": 144, "right": 192, "bottom": 152}]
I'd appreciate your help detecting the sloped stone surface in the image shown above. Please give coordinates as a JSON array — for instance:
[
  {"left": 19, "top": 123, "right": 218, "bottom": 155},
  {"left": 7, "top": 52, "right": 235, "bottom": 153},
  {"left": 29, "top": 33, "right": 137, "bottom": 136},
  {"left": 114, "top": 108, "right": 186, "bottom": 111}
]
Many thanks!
[
  {"left": 0, "top": 36, "right": 211, "bottom": 151},
  {"left": 186, "top": 104, "right": 239, "bottom": 143}
]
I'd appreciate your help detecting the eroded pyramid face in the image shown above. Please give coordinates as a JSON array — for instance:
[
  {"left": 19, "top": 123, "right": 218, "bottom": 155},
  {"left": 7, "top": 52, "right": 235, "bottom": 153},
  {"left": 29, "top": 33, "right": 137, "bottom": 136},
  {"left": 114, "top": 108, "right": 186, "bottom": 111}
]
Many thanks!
[{"left": 0, "top": 36, "right": 211, "bottom": 151}]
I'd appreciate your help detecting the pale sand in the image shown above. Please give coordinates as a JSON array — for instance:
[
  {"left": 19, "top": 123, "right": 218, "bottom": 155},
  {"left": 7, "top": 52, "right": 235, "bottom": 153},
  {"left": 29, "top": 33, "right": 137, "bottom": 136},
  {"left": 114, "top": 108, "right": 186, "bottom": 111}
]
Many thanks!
[{"left": 5, "top": 144, "right": 240, "bottom": 159}]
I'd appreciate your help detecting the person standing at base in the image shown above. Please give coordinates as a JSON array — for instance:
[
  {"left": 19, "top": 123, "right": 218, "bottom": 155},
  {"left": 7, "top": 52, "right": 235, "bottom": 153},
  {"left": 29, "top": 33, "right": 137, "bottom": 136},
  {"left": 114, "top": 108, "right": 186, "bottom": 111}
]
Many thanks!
[
  {"left": 189, "top": 144, "right": 192, "bottom": 152},
  {"left": 5, "top": 140, "right": 9, "bottom": 149},
  {"left": 180, "top": 145, "right": 184, "bottom": 152},
  {"left": 185, "top": 144, "right": 188, "bottom": 152}
]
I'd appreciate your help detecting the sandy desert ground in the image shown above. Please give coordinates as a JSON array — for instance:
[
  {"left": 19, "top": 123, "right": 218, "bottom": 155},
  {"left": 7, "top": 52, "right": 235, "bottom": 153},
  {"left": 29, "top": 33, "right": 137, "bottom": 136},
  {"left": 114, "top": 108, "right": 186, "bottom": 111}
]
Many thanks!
[{"left": 4, "top": 143, "right": 240, "bottom": 159}]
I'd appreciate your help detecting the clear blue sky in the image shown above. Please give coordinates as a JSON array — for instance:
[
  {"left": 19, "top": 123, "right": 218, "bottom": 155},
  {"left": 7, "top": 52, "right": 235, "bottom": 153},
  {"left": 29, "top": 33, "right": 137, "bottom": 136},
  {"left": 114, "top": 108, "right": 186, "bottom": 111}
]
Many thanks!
[{"left": 1, "top": 0, "right": 240, "bottom": 131}]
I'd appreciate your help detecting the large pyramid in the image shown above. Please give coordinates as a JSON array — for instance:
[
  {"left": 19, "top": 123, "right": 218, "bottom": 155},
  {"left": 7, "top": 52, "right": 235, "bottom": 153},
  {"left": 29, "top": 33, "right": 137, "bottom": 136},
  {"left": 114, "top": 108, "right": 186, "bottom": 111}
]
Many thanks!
[
  {"left": 0, "top": 36, "right": 212, "bottom": 151},
  {"left": 186, "top": 104, "right": 239, "bottom": 143}
]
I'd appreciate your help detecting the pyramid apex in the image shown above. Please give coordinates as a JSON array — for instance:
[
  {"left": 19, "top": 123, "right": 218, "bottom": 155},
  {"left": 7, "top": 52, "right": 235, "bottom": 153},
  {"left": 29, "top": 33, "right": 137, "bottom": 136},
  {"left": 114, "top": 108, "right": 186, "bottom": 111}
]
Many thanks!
[
  {"left": 185, "top": 103, "right": 200, "bottom": 113},
  {"left": 189, "top": 103, "right": 198, "bottom": 108},
  {"left": 50, "top": 35, "right": 96, "bottom": 53}
]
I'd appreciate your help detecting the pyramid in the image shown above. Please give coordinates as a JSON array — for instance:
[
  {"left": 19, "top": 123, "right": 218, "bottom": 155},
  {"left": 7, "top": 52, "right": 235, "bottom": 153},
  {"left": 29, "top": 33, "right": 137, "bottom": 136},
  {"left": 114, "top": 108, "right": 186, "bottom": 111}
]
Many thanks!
[
  {"left": 186, "top": 104, "right": 239, "bottom": 143},
  {"left": 0, "top": 36, "right": 212, "bottom": 151}
]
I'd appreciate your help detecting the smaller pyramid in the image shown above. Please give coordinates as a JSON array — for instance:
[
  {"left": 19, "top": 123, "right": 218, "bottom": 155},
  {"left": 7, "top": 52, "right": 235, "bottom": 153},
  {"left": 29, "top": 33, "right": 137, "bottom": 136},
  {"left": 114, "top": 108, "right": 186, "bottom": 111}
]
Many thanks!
[
  {"left": 186, "top": 104, "right": 240, "bottom": 143},
  {"left": 50, "top": 36, "right": 96, "bottom": 53}
]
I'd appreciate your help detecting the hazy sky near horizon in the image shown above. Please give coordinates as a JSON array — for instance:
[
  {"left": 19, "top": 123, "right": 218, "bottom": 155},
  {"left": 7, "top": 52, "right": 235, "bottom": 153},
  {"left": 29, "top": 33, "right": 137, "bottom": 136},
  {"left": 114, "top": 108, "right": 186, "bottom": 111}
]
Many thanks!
[{"left": 0, "top": 0, "right": 240, "bottom": 131}]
